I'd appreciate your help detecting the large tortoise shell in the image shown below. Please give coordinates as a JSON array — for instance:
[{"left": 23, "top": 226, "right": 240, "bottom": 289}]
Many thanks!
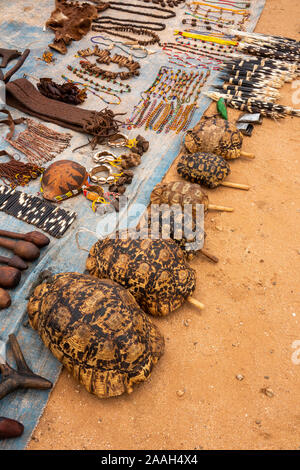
[
  {"left": 86, "top": 236, "right": 196, "bottom": 316},
  {"left": 184, "top": 115, "right": 243, "bottom": 159},
  {"left": 177, "top": 152, "right": 230, "bottom": 189},
  {"left": 27, "top": 272, "right": 164, "bottom": 398}
]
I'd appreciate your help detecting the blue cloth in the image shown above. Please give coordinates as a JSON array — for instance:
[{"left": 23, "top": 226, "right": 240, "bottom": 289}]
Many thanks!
[{"left": 0, "top": 0, "right": 265, "bottom": 449}]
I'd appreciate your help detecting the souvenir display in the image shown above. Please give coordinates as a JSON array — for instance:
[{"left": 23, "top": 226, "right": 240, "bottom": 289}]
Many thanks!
[
  {"left": 27, "top": 273, "right": 164, "bottom": 398},
  {"left": 177, "top": 152, "right": 250, "bottom": 190},
  {"left": 1, "top": 0, "right": 299, "bottom": 444},
  {"left": 86, "top": 236, "right": 205, "bottom": 316},
  {"left": 184, "top": 114, "right": 255, "bottom": 159}
]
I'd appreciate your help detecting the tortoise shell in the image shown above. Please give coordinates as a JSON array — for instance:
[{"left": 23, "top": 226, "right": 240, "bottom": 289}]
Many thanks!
[
  {"left": 144, "top": 207, "right": 205, "bottom": 260},
  {"left": 86, "top": 236, "right": 196, "bottom": 316},
  {"left": 177, "top": 152, "right": 230, "bottom": 189},
  {"left": 184, "top": 114, "right": 243, "bottom": 159},
  {"left": 150, "top": 181, "right": 210, "bottom": 213},
  {"left": 41, "top": 160, "right": 88, "bottom": 201},
  {"left": 27, "top": 272, "right": 164, "bottom": 398}
]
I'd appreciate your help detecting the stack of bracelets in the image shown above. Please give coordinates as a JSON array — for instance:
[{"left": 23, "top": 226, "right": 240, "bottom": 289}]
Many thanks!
[{"left": 126, "top": 66, "right": 210, "bottom": 134}]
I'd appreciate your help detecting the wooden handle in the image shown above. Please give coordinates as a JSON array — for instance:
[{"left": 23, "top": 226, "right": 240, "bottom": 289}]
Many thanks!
[
  {"left": 221, "top": 181, "right": 250, "bottom": 190},
  {"left": 0, "top": 288, "right": 11, "bottom": 310},
  {"left": 0, "top": 230, "right": 50, "bottom": 248},
  {"left": 187, "top": 297, "right": 205, "bottom": 310},
  {"left": 240, "top": 151, "right": 255, "bottom": 159},
  {"left": 0, "top": 266, "right": 21, "bottom": 289},
  {"left": 200, "top": 249, "right": 219, "bottom": 263},
  {"left": 208, "top": 204, "right": 234, "bottom": 212}
]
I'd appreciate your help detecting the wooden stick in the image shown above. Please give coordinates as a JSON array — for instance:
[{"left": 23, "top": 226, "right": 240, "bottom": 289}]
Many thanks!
[
  {"left": 200, "top": 249, "right": 219, "bottom": 263},
  {"left": 221, "top": 181, "right": 250, "bottom": 190},
  {"left": 208, "top": 204, "right": 234, "bottom": 212},
  {"left": 187, "top": 297, "right": 205, "bottom": 310},
  {"left": 240, "top": 151, "right": 255, "bottom": 159}
]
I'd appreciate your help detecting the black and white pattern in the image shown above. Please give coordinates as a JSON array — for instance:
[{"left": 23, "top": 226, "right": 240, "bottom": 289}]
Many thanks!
[{"left": 0, "top": 186, "right": 77, "bottom": 238}]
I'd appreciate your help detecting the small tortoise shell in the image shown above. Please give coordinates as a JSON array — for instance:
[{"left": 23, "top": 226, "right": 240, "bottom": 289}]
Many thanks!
[
  {"left": 150, "top": 181, "right": 209, "bottom": 212},
  {"left": 177, "top": 152, "right": 230, "bottom": 189},
  {"left": 184, "top": 114, "right": 243, "bottom": 159}
]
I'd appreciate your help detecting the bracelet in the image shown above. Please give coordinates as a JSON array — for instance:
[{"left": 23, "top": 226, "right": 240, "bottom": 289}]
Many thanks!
[{"left": 89, "top": 163, "right": 121, "bottom": 184}]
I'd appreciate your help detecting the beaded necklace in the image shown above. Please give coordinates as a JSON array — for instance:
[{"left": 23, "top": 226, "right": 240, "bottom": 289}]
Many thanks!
[
  {"left": 77, "top": 46, "right": 141, "bottom": 81},
  {"left": 91, "top": 25, "right": 160, "bottom": 46},
  {"left": 96, "top": 2, "right": 176, "bottom": 19},
  {"left": 67, "top": 65, "right": 131, "bottom": 93},
  {"left": 90, "top": 35, "right": 150, "bottom": 59},
  {"left": 94, "top": 17, "right": 166, "bottom": 32},
  {"left": 174, "top": 35, "right": 237, "bottom": 59},
  {"left": 61, "top": 75, "right": 121, "bottom": 105},
  {"left": 127, "top": 67, "right": 210, "bottom": 134},
  {"left": 171, "top": 38, "right": 235, "bottom": 61},
  {"left": 127, "top": 67, "right": 171, "bottom": 128}
]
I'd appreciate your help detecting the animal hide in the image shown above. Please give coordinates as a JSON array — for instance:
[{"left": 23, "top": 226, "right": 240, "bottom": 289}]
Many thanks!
[{"left": 46, "top": 0, "right": 98, "bottom": 54}]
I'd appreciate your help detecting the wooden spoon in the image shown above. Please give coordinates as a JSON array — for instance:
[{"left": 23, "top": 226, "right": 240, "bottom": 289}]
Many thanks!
[
  {"left": 0, "top": 230, "right": 50, "bottom": 248},
  {"left": 0, "top": 237, "right": 40, "bottom": 261},
  {"left": 0, "top": 255, "right": 28, "bottom": 270}
]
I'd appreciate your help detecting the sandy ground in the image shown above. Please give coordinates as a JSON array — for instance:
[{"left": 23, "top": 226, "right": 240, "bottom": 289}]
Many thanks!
[{"left": 27, "top": 0, "right": 300, "bottom": 450}]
